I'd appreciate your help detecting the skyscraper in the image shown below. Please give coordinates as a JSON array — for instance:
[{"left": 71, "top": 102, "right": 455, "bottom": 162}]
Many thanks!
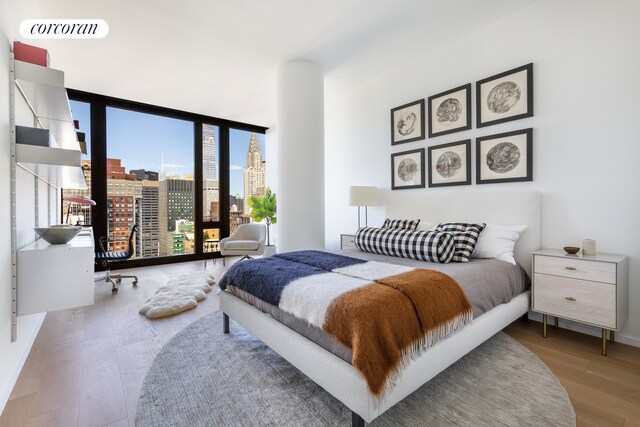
[
  {"left": 158, "top": 178, "right": 194, "bottom": 256},
  {"left": 136, "top": 180, "right": 159, "bottom": 258},
  {"left": 106, "top": 158, "right": 141, "bottom": 253},
  {"left": 243, "top": 133, "right": 266, "bottom": 214},
  {"left": 203, "top": 124, "right": 219, "bottom": 222},
  {"left": 203, "top": 125, "right": 218, "bottom": 180}
]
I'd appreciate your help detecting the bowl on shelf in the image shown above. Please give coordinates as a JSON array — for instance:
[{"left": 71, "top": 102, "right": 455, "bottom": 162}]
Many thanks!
[
  {"left": 563, "top": 246, "right": 580, "bottom": 255},
  {"left": 34, "top": 225, "right": 82, "bottom": 244}
]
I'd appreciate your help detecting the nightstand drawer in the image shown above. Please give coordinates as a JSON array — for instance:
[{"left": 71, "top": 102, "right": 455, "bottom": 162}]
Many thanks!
[
  {"left": 534, "top": 255, "right": 616, "bottom": 284},
  {"left": 533, "top": 273, "right": 616, "bottom": 329},
  {"left": 340, "top": 234, "right": 356, "bottom": 249}
]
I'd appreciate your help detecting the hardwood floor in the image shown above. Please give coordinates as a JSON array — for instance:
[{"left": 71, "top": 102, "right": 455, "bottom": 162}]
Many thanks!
[
  {"left": 1, "top": 260, "right": 224, "bottom": 427},
  {"left": 1, "top": 260, "right": 639, "bottom": 426},
  {"left": 504, "top": 320, "right": 640, "bottom": 427}
]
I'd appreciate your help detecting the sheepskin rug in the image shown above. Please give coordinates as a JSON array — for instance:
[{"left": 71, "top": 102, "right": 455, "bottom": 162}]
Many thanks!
[{"left": 140, "top": 271, "right": 216, "bottom": 319}]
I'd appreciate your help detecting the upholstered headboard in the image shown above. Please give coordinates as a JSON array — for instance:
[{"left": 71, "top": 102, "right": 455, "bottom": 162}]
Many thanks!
[{"left": 383, "top": 191, "right": 540, "bottom": 276}]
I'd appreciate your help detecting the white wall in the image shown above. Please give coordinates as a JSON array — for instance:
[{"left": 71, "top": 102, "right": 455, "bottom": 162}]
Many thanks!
[
  {"left": 325, "top": 0, "right": 640, "bottom": 344},
  {"left": 0, "top": 0, "right": 49, "bottom": 412}
]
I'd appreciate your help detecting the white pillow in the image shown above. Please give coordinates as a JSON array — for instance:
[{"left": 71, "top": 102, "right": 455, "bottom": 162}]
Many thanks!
[
  {"left": 416, "top": 222, "right": 436, "bottom": 231},
  {"left": 472, "top": 224, "right": 527, "bottom": 265}
]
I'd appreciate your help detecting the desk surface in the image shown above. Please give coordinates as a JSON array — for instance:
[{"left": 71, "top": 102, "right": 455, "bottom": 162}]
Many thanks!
[{"left": 20, "top": 227, "right": 94, "bottom": 251}]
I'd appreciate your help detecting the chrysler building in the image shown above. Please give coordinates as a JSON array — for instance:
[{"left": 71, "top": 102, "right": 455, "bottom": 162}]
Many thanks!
[{"left": 243, "top": 133, "right": 266, "bottom": 214}]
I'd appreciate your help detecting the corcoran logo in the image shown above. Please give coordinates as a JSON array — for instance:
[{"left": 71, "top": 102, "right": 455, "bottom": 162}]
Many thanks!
[{"left": 20, "top": 19, "right": 109, "bottom": 39}]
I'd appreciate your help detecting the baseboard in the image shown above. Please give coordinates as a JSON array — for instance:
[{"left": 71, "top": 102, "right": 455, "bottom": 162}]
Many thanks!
[
  {"left": 527, "top": 312, "right": 640, "bottom": 348},
  {"left": 0, "top": 312, "right": 46, "bottom": 414}
]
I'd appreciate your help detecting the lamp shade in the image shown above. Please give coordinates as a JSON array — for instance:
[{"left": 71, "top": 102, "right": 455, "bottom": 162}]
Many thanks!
[{"left": 349, "top": 186, "right": 377, "bottom": 206}]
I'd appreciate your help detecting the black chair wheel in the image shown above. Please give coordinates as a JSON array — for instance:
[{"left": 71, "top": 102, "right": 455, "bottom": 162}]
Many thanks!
[
  {"left": 132, "top": 281, "right": 138, "bottom": 286},
  {"left": 115, "top": 278, "right": 122, "bottom": 284},
  {"left": 112, "top": 287, "right": 118, "bottom": 294}
]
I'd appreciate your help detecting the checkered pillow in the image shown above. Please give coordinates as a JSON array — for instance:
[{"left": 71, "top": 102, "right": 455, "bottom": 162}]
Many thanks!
[
  {"left": 354, "top": 227, "right": 455, "bottom": 263},
  {"left": 435, "top": 223, "right": 486, "bottom": 262},
  {"left": 382, "top": 218, "right": 421, "bottom": 231}
]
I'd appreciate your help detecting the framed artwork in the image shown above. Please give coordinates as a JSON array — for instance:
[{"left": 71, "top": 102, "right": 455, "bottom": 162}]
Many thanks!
[
  {"left": 391, "top": 148, "right": 425, "bottom": 190},
  {"left": 476, "top": 63, "right": 533, "bottom": 128},
  {"left": 476, "top": 128, "right": 533, "bottom": 184},
  {"left": 428, "top": 139, "right": 471, "bottom": 187},
  {"left": 427, "top": 84, "right": 471, "bottom": 138},
  {"left": 391, "top": 99, "right": 425, "bottom": 145}
]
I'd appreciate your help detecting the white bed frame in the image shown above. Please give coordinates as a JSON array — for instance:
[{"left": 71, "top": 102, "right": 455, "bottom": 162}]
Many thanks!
[{"left": 220, "top": 191, "right": 540, "bottom": 425}]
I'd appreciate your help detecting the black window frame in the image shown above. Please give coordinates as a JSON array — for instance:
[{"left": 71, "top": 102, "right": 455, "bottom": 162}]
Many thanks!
[{"left": 66, "top": 89, "right": 268, "bottom": 270}]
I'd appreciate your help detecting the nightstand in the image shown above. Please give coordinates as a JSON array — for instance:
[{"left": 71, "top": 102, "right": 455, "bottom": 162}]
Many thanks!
[
  {"left": 340, "top": 234, "right": 356, "bottom": 249},
  {"left": 532, "top": 249, "right": 628, "bottom": 355}
]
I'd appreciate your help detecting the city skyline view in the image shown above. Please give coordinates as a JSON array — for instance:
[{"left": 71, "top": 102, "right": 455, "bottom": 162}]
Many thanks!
[
  {"left": 65, "top": 100, "right": 267, "bottom": 259},
  {"left": 105, "top": 107, "right": 265, "bottom": 196},
  {"left": 70, "top": 101, "right": 267, "bottom": 196}
]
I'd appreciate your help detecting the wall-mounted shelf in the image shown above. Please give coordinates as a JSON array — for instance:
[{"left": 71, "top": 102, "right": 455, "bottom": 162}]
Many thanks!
[
  {"left": 13, "top": 59, "right": 86, "bottom": 189},
  {"left": 16, "top": 144, "right": 86, "bottom": 189},
  {"left": 14, "top": 59, "right": 78, "bottom": 150},
  {"left": 16, "top": 143, "right": 81, "bottom": 166},
  {"left": 9, "top": 52, "right": 89, "bottom": 342}
]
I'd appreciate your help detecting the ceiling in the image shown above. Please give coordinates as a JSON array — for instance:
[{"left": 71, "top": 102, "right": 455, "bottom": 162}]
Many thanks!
[{"left": 34, "top": 0, "right": 534, "bottom": 127}]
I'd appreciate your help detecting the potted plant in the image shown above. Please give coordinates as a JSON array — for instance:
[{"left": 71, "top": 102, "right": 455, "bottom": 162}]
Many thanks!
[{"left": 248, "top": 187, "right": 277, "bottom": 256}]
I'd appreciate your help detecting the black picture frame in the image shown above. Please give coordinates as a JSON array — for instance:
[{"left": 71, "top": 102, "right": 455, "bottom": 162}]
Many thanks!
[
  {"left": 427, "top": 84, "right": 471, "bottom": 138},
  {"left": 428, "top": 139, "right": 471, "bottom": 187},
  {"left": 476, "top": 128, "right": 533, "bottom": 184},
  {"left": 391, "top": 99, "right": 425, "bottom": 145},
  {"left": 391, "top": 148, "right": 425, "bottom": 190},
  {"left": 476, "top": 63, "right": 533, "bottom": 128}
]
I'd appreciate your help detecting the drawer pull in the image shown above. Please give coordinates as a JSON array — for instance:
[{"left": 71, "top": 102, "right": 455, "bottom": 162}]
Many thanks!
[
  {"left": 565, "top": 266, "right": 577, "bottom": 271},
  {"left": 565, "top": 296, "right": 576, "bottom": 302}
]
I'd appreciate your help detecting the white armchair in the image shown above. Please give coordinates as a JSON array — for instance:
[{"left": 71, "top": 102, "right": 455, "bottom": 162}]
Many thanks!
[{"left": 219, "top": 223, "right": 267, "bottom": 266}]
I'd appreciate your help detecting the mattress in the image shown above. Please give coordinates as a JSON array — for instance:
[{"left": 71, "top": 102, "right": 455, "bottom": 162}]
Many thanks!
[{"left": 224, "top": 249, "right": 529, "bottom": 363}]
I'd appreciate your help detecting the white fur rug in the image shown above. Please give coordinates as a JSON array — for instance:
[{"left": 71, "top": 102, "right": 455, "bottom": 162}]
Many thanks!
[{"left": 140, "top": 271, "right": 216, "bottom": 319}]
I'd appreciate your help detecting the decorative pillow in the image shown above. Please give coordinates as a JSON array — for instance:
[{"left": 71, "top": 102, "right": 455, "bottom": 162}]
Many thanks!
[
  {"left": 382, "top": 218, "right": 421, "bottom": 231},
  {"left": 355, "top": 227, "right": 455, "bottom": 263},
  {"left": 435, "top": 223, "right": 486, "bottom": 262},
  {"left": 472, "top": 224, "right": 527, "bottom": 265}
]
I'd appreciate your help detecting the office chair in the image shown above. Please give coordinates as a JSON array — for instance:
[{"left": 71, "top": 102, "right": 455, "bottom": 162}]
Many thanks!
[{"left": 95, "top": 224, "right": 140, "bottom": 294}]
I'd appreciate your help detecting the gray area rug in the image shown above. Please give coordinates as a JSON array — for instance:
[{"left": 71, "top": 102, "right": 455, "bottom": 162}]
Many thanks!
[{"left": 137, "top": 312, "right": 576, "bottom": 426}]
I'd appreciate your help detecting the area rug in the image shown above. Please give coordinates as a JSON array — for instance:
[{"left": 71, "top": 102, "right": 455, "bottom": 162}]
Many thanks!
[
  {"left": 137, "top": 312, "right": 576, "bottom": 426},
  {"left": 139, "top": 271, "right": 215, "bottom": 319}
]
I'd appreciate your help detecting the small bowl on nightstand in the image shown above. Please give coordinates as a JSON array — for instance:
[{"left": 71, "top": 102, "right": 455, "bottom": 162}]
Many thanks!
[{"left": 563, "top": 246, "right": 580, "bottom": 255}]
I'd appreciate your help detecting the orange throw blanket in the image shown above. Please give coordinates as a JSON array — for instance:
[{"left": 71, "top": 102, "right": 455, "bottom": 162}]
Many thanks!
[{"left": 323, "top": 269, "right": 473, "bottom": 396}]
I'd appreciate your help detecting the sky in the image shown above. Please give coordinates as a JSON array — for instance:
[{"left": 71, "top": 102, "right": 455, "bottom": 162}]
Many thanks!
[{"left": 69, "top": 100, "right": 266, "bottom": 196}]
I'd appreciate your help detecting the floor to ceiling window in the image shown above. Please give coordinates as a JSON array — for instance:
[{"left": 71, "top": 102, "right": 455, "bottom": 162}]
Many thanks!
[
  {"left": 66, "top": 90, "right": 266, "bottom": 268},
  {"left": 229, "top": 129, "right": 267, "bottom": 235},
  {"left": 202, "top": 123, "right": 220, "bottom": 254},
  {"left": 106, "top": 107, "right": 195, "bottom": 258}
]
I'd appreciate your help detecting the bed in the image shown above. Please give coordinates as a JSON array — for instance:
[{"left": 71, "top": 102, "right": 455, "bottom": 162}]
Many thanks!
[{"left": 219, "top": 191, "right": 540, "bottom": 426}]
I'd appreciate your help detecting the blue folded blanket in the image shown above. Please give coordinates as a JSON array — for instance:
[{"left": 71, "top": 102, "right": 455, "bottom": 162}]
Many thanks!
[{"left": 218, "top": 250, "right": 366, "bottom": 306}]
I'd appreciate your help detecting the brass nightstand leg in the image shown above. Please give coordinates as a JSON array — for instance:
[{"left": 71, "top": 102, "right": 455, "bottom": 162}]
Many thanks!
[
  {"left": 543, "top": 314, "right": 547, "bottom": 338},
  {"left": 602, "top": 329, "right": 607, "bottom": 356},
  {"left": 610, "top": 331, "right": 615, "bottom": 343},
  {"left": 555, "top": 317, "right": 559, "bottom": 328}
]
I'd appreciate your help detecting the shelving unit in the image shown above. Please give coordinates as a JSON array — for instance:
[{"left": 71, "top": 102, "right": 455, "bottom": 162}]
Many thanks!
[
  {"left": 16, "top": 144, "right": 85, "bottom": 188},
  {"left": 13, "top": 59, "right": 78, "bottom": 149},
  {"left": 12, "top": 57, "right": 86, "bottom": 189},
  {"left": 9, "top": 52, "right": 87, "bottom": 342}
]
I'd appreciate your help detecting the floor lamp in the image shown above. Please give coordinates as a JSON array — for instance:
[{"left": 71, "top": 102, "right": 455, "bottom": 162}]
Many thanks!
[{"left": 349, "top": 186, "right": 377, "bottom": 228}]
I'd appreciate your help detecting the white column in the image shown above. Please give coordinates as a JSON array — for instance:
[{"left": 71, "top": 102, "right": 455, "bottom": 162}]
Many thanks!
[{"left": 276, "top": 60, "right": 324, "bottom": 252}]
